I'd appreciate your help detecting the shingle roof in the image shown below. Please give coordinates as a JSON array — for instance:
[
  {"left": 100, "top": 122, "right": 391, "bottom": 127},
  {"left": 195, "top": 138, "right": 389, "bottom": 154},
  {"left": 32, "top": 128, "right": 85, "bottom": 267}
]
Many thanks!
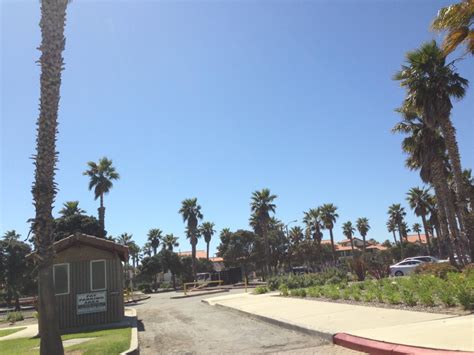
[{"left": 406, "top": 234, "right": 428, "bottom": 244}]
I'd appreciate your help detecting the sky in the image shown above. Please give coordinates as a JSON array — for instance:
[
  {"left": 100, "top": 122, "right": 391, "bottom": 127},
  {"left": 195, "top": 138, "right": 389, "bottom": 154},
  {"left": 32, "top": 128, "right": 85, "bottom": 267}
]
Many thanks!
[{"left": 1, "top": 0, "right": 473, "bottom": 257}]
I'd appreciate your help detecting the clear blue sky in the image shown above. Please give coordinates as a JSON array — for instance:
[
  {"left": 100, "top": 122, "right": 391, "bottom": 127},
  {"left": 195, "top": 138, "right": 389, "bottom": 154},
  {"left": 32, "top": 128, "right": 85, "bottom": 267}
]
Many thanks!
[{"left": 1, "top": 0, "right": 473, "bottom": 256}]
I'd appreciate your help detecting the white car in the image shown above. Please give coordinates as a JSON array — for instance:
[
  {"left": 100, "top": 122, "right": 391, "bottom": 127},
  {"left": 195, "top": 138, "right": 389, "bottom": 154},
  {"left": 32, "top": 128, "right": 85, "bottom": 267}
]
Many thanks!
[
  {"left": 403, "top": 256, "right": 440, "bottom": 263},
  {"left": 390, "top": 259, "right": 423, "bottom": 277}
]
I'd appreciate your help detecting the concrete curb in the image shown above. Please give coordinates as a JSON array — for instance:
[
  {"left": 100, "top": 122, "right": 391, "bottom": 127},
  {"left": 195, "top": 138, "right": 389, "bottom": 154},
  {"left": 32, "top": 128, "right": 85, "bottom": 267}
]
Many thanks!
[
  {"left": 120, "top": 308, "right": 138, "bottom": 355},
  {"left": 333, "top": 333, "right": 474, "bottom": 355},
  {"left": 202, "top": 299, "right": 333, "bottom": 342},
  {"left": 170, "top": 289, "right": 229, "bottom": 299}
]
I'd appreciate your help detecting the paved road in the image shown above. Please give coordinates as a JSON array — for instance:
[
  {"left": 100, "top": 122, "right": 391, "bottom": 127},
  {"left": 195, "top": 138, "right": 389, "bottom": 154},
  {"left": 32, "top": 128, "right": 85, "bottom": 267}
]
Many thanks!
[{"left": 132, "top": 290, "right": 362, "bottom": 354}]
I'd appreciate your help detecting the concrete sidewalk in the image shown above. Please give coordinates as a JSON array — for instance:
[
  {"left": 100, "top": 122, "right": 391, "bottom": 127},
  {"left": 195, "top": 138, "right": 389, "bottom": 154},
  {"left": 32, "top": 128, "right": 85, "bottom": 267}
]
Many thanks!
[{"left": 204, "top": 292, "right": 474, "bottom": 353}]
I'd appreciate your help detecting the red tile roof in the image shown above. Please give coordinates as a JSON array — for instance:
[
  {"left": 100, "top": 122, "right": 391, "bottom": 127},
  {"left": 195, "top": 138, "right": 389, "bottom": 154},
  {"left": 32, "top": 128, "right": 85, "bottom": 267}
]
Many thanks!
[
  {"left": 366, "top": 245, "right": 388, "bottom": 251},
  {"left": 406, "top": 234, "right": 428, "bottom": 244},
  {"left": 209, "top": 257, "right": 224, "bottom": 262},
  {"left": 177, "top": 250, "right": 207, "bottom": 259}
]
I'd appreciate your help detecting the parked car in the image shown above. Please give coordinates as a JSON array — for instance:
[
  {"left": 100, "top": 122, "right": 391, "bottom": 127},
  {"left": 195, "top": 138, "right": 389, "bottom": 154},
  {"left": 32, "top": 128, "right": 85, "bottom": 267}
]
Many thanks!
[
  {"left": 389, "top": 259, "right": 423, "bottom": 277},
  {"left": 403, "top": 256, "right": 441, "bottom": 263}
]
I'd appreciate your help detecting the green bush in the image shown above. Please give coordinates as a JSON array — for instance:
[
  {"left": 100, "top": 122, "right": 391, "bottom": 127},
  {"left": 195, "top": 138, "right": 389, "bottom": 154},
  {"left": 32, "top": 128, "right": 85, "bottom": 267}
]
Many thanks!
[
  {"left": 138, "top": 283, "right": 153, "bottom": 293},
  {"left": 290, "top": 288, "right": 307, "bottom": 297},
  {"left": 414, "top": 263, "right": 458, "bottom": 280},
  {"left": 462, "top": 263, "right": 474, "bottom": 277},
  {"left": 267, "top": 269, "right": 348, "bottom": 291},
  {"left": 254, "top": 286, "right": 269, "bottom": 294},
  {"left": 307, "top": 286, "right": 320, "bottom": 298},
  {"left": 279, "top": 284, "right": 289, "bottom": 296},
  {"left": 400, "top": 289, "right": 417, "bottom": 306},
  {"left": 7, "top": 312, "right": 23, "bottom": 322}
]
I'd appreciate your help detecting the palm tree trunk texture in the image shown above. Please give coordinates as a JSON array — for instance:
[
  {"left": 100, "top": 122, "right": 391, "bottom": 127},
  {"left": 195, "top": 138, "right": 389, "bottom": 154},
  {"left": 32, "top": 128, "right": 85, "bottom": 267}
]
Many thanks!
[
  {"left": 263, "top": 226, "right": 270, "bottom": 278},
  {"left": 421, "top": 214, "right": 432, "bottom": 255},
  {"left": 362, "top": 234, "right": 366, "bottom": 253},
  {"left": 396, "top": 225, "right": 404, "bottom": 259},
  {"left": 206, "top": 241, "right": 209, "bottom": 260},
  {"left": 439, "top": 115, "right": 468, "bottom": 237},
  {"left": 329, "top": 228, "right": 336, "bottom": 264},
  {"left": 33, "top": 1, "right": 68, "bottom": 353},
  {"left": 392, "top": 230, "right": 398, "bottom": 245},
  {"left": 191, "top": 235, "right": 197, "bottom": 280},
  {"left": 98, "top": 194, "right": 105, "bottom": 238},
  {"left": 431, "top": 164, "right": 456, "bottom": 264}
]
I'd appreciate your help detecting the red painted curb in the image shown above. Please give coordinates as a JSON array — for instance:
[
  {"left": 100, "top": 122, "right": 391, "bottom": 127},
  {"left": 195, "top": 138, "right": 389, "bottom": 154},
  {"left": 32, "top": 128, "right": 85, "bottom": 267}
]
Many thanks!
[{"left": 333, "top": 333, "right": 474, "bottom": 355}]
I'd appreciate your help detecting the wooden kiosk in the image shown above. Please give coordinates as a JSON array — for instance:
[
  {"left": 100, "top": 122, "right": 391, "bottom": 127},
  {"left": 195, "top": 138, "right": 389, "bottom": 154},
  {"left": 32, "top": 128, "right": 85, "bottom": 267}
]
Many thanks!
[{"left": 47, "top": 233, "right": 128, "bottom": 330}]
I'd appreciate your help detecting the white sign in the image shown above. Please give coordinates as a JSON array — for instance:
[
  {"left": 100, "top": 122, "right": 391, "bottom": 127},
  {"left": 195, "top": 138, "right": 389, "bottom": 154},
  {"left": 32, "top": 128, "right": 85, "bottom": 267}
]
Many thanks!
[{"left": 77, "top": 291, "right": 107, "bottom": 315}]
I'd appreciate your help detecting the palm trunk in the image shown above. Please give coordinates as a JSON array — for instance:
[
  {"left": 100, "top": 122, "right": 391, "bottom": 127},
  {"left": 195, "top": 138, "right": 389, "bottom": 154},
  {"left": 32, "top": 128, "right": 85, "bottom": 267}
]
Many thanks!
[
  {"left": 349, "top": 237, "right": 355, "bottom": 255},
  {"left": 397, "top": 225, "right": 405, "bottom": 259},
  {"left": 206, "top": 242, "right": 209, "bottom": 260},
  {"left": 362, "top": 234, "right": 366, "bottom": 253},
  {"left": 431, "top": 160, "right": 456, "bottom": 265},
  {"left": 439, "top": 115, "right": 468, "bottom": 237},
  {"left": 191, "top": 236, "right": 197, "bottom": 281},
  {"left": 33, "top": 1, "right": 68, "bottom": 353},
  {"left": 98, "top": 194, "right": 105, "bottom": 238},
  {"left": 417, "top": 231, "right": 422, "bottom": 244},
  {"left": 263, "top": 225, "right": 270, "bottom": 278},
  {"left": 329, "top": 228, "right": 337, "bottom": 264},
  {"left": 392, "top": 230, "right": 398, "bottom": 245},
  {"left": 420, "top": 214, "right": 432, "bottom": 255}
]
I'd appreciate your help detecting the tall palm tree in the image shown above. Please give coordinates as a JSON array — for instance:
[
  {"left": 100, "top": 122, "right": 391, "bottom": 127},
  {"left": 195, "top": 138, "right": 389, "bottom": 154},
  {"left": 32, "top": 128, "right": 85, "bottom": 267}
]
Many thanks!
[
  {"left": 162, "top": 234, "right": 179, "bottom": 251},
  {"left": 356, "top": 217, "right": 370, "bottom": 253},
  {"left": 406, "top": 187, "right": 433, "bottom": 254},
  {"left": 393, "top": 113, "right": 459, "bottom": 262},
  {"left": 388, "top": 204, "right": 407, "bottom": 259},
  {"left": 147, "top": 228, "right": 162, "bottom": 255},
  {"left": 412, "top": 223, "right": 423, "bottom": 245},
  {"left": 342, "top": 221, "right": 356, "bottom": 254},
  {"left": 386, "top": 218, "right": 399, "bottom": 246},
  {"left": 117, "top": 233, "right": 133, "bottom": 248},
  {"left": 394, "top": 41, "right": 469, "bottom": 242},
  {"left": 319, "top": 203, "right": 339, "bottom": 263},
  {"left": 83, "top": 157, "right": 119, "bottom": 237},
  {"left": 200, "top": 222, "right": 215, "bottom": 259},
  {"left": 179, "top": 198, "right": 203, "bottom": 279},
  {"left": 303, "top": 208, "right": 324, "bottom": 263},
  {"left": 58, "top": 201, "right": 85, "bottom": 217},
  {"left": 128, "top": 241, "right": 140, "bottom": 268},
  {"left": 289, "top": 226, "right": 304, "bottom": 245},
  {"left": 432, "top": 0, "right": 474, "bottom": 56},
  {"left": 250, "top": 188, "right": 277, "bottom": 277},
  {"left": 32, "top": 0, "right": 68, "bottom": 352}
]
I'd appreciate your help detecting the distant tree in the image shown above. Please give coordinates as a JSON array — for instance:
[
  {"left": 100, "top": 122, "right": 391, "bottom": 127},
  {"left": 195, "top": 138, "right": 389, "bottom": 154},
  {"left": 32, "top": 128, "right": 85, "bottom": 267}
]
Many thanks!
[
  {"left": 128, "top": 241, "right": 140, "bottom": 268},
  {"left": 179, "top": 198, "right": 203, "bottom": 280},
  {"left": 406, "top": 187, "right": 433, "bottom": 254},
  {"left": 200, "top": 222, "right": 215, "bottom": 259},
  {"left": 303, "top": 208, "right": 324, "bottom": 264},
  {"left": 147, "top": 229, "right": 162, "bottom": 255},
  {"left": 0, "top": 231, "right": 32, "bottom": 310},
  {"left": 412, "top": 223, "right": 423, "bottom": 245},
  {"left": 54, "top": 214, "right": 102, "bottom": 241},
  {"left": 342, "top": 221, "right": 356, "bottom": 254},
  {"left": 58, "top": 201, "right": 85, "bottom": 217},
  {"left": 319, "top": 204, "right": 339, "bottom": 263},
  {"left": 83, "top": 157, "right": 120, "bottom": 237},
  {"left": 356, "top": 217, "right": 370, "bottom": 253},
  {"left": 162, "top": 234, "right": 179, "bottom": 251},
  {"left": 386, "top": 218, "right": 399, "bottom": 246},
  {"left": 158, "top": 249, "right": 182, "bottom": 289},
  {"left": 250, "top": 188, "right": 277, "bottom": 278},
  {"left": 142, "top": 242, "right": 153, "bottom": 257}
]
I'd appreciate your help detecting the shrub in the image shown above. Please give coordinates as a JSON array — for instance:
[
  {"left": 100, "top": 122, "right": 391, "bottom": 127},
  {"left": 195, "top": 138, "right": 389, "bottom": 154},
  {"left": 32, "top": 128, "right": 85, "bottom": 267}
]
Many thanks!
[
  {"left": 348, "top": 256, "right": 367, "bottom": 281},
  {"left": 7, "top": 312, "right": 23, "bottom": 322},
  {"left": 138, "top": 283, "right": 153, "bottom": 293},
  {"left": 363, "top": 291, "right": 375, "bottom": 302},
  {"left": 400, "top": 289, "right": 417, "bottom": 306},
  {"left": 290, "top": 288, "right": 307, "bottom": 297},
  {"left": 307, "top": 287, "right": 320, "bottom": 298},
  {"left": 386, "top": 291, "right": 401, "bottom": 304},
  {"left": 342, "top": 288, "right": 352, "bottom": 300},
  {"left": 279, "top": 284, "right": 289, "bottom": 297},
  {"left": 462, "top": 263, "right": 474, "bottom": 277},
  {"left": 414, "top": 263, "right": 458, "bottom": 280},
  {"left": 254, "top": 286, "right": 269, "bottom": 294}
]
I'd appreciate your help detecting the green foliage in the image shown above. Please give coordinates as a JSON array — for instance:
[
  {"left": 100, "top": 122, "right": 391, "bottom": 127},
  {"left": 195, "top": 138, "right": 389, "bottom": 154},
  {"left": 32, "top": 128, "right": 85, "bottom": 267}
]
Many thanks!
[
  {"left": 137, "top": 283, "right": 153, "bottom": 293},
  {"left": 268, "top": 269, "right": 348, "bottom": 291},
  {"left": 400, "top": 288, "right": 417, "bottom": 306},
  {"left": 54, "top": 214, "right": 103, "bottom": 241},
  {"left": 290, "top": 288, "right": 307, "bottom": 297},
  {"left": 278, "top": 284, "right": 289, "bottom": 296},
  {"left": 0, "top": 327, "right": 26, "bottom": 337},
  {"left": 6, "top": 311, "right": 24, "bottom": 322},
  {"left": 414, "top": 263, "right": 458, "bottom": 279},
  {"left": 462, "top": 263, "right": 474, "bottom": 277},
  {"left": 254, "top": 286, "right": 269, "bottom": 294}
]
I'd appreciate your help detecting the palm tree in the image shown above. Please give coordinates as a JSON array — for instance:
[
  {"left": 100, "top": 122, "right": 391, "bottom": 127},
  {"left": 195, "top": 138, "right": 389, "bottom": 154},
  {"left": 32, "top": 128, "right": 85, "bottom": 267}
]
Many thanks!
[
  {"left": 147, "top": 228, "right": 162, "bottom": 255},
  {"left": 388, "top": 204, "right": 407, "bottom": 259},
  {"left": 117, "top": 233, "right": 133, "bottom": 248},
  {"left": 179, "top": 198, "right": 203, "bottom": 279},
  {"left": 393, "top": 113, "right": 459, "bottom": 262},
  {"left": 83, "top": 157, "right": 120, "bottom": 238},
  {"left": 319, "top": 203, "right": 339, "bottom": 263},
  {"left": 128, "top": 241, "right": 140, "bottom": 268},
  {"left": 303, "top": 208, "right": 324, "bottom": 263},
  {"left": 356, "top": 217, "right": 370, "bottom": 253},
  {"left": 394, "top": 41, "right": 469, "bottom": 242},
  {"left": 32, "top": 0, "right": 68, "bottom": 352},
  {"left": 342, "top": 221, "right": 356, "bottom": 254},
  {"left": 162, "top": 234, "right": 179, "bottom": 251},
  {"left": 142, "top": 242, "right": 153, "bottom": 257},
  {"left": 386, "top": 218, "right": 399, "bottom": 246},
  {"left": 250, "top": 188, "right": 277, "bottom": 277},
  {"left": 432, "top": 0, "right": 474, "bottom": 56},
  {"left": 412, "top": 223, "right": 423, "bottom": 245},
  {"left": 200, "top": 222, "right": 215, "bottom": 259},
  {"left": 289, "top": 226, "right": 304, "bottom": 245},
  {"left": 58, "top": 201, "right": 85, "bottom": 217},
  {"left": 406, "top": 187, "right": 433, "bottom": 254}
]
